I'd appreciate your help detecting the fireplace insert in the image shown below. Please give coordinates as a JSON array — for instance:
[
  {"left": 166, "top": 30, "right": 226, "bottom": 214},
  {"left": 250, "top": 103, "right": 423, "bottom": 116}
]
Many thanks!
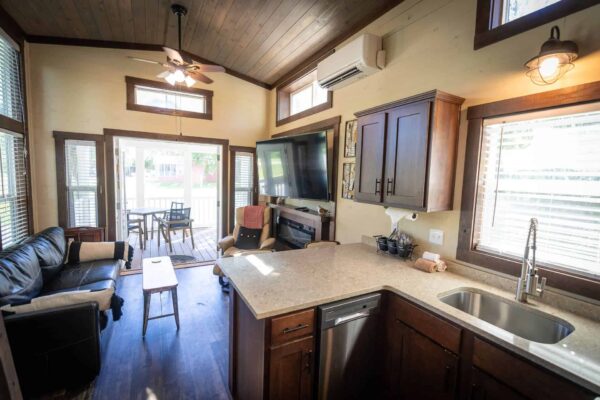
[{"left": 276, "top": 216, "right": 315, "bottom": 249}]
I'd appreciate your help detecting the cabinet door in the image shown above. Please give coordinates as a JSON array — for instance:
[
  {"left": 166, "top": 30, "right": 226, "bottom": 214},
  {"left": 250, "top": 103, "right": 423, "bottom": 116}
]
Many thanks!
[
  {"left": 268, "top": 336, "right": 313, "bottom": 400},
  {"left": 383, "top": 101, "right": 431, "bottom": 208},
  {"left": 400, "top": 325, "right": 458, "bottom": 400},
  {"left": 470, "top": 368, "right": 528, "bottom": 400},
  {"left": 355, "top": 112, "right": 386, "bottom": 203}
]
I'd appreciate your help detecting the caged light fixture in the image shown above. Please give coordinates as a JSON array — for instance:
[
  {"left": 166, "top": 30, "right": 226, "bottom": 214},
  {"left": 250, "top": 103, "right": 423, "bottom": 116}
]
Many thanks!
[{"left": 525, "top": 26, "right": 578, "bottom": 85}]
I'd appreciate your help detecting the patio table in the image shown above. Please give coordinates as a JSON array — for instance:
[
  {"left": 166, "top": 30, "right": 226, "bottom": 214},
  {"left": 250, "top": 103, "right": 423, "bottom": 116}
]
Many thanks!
[{"left": 128, "top": 207, "right": 169, "bottom": 243}]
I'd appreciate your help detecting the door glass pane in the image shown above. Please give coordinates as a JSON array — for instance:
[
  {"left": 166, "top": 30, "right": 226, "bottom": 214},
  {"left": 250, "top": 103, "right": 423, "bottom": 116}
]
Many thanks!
[
  {"left": 65, "top": 139, "right": 98, "bottom": 227},
  {"left": 234, "top": 151, "right": 254, "bottom": 210}
]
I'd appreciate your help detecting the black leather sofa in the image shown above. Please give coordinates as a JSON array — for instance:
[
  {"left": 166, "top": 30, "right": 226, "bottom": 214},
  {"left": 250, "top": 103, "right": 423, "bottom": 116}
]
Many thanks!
[{"left": 0, "top": 227, "right": 129, "bottom": 396}]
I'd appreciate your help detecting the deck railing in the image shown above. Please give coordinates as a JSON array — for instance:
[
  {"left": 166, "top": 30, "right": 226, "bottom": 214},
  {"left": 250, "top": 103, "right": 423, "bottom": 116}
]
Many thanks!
[{"left": 126, "top": 196, "right": 218, "bottom": 228}]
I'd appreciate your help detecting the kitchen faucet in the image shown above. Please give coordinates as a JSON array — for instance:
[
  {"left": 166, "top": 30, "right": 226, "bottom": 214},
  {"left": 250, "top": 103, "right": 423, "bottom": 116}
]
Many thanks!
[{"left": 515, "top": 218, "right": 547, "bottom": 302}]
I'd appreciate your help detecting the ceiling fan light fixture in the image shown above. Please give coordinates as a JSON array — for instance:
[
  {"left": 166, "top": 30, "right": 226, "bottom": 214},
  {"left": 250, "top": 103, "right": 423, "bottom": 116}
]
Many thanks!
[
  {"left": 165, "top": 72, "right": 177, "bottom": 86},
  {"left": 184, "top": 75, "right": 196, "bottom": 87},
  {"left": 525, "top": 26, "right": 578, "bottom": 85}
]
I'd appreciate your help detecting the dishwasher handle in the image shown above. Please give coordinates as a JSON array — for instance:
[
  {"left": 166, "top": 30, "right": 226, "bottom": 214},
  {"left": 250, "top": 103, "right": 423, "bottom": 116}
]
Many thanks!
[{"left": 334, "top": 311, "right": 370, "bottom": 326}]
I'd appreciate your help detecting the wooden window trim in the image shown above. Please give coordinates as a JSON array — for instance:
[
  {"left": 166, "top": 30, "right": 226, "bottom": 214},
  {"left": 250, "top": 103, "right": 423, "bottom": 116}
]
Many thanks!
[
  {"left": 458, "top": 81, "right": 600, "bottom": 301},
  {"left": 103, "top": 128, "right": 229, "bottom": 241},
  {"left": 53, "top": 131, "right": 106, "bottom": 230},
  {"left": 275, "top": 60, "right": 333, "bottom": 127},
  {"left": 125, "top": 76, "right": 213, "bottom": 120},
  {"left": 229, "top": 146, "right": 258, "bottom": 233},
  {"left": 473, "top": 0, "right": 600, "bottom": 50}
]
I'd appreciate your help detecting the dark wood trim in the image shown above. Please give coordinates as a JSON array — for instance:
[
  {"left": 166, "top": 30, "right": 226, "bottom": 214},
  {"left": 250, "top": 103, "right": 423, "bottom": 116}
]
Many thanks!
[
  {"left": 458, "top": 81, "right": 600, "bottom": 301},
  {"left": 271, "top": 0, "right": 404, "bottom": 88},
  {"left": 25, "top": 35, "right": 271, "bottom": 89},
  {"left": 53, "top": 131, "right": 107, "bottom": 230},
  {"left": 0, "top": 5, "right": 25, "bottom": 45},
  {"left": 229, "top": 146, "right": 258, "bottom": 233},
  {"left": 355, "top": 89, "right": 465, "bottom": 117},
  {"left": 125, "top": 76, "right": 213, "bottom": 120},
  {"left": 103, "top": 128, "right": 229, "bottom": 241},
  {"left": 474, "top": 0, "right": 600, "bottom": 50},
  {"left": 0, "top": 115, "right": 24, "bottom": 134},
  {"left": 272, "top": 116, "right": 341, "bottom": 239},
  {"left": 275, "top": 94, "right": 333, "bottom": 127}
]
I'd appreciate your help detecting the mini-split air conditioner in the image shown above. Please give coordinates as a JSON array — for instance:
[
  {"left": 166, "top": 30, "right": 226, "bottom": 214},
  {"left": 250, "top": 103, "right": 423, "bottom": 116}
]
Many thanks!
[{"left": 317, "top": 33, "right": 385, "bottom": 90}]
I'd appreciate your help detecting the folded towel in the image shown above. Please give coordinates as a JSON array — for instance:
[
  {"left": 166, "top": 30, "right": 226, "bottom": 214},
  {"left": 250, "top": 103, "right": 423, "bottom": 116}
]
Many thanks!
[
  {"left": 243, "top": 206, "right": 265, "bottom": 229},
  {"left": 422, "top": 251, "right": 440, "bottom": 262},
  {"left": 413, "top": 258, "right": 447, "bottom": 273}
]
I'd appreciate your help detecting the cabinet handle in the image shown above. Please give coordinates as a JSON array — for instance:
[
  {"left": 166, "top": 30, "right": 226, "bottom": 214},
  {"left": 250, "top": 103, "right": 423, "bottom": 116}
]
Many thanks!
[
  {"left": 375, "top": 179, "right": 381, "bottom": 194},
  {"left": 282, "top": 323, "right": 309, "bottom": 334},
  {"left": 471, "top": 383, "right": 486, "bottom": 400},
  {"left": 304, "top": 350, "right": 313, "bottom": 372},
  {"left": 386, "top": 178, "right": 393, "bottom": 195},
  {"left": 444, "top": 365, "right": 453, "bottom": 393}
]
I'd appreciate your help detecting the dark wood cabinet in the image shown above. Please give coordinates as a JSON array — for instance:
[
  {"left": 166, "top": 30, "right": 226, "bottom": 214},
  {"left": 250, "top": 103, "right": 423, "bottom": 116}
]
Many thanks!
[
  {"left": 268, "top": 336, "right": 313, "bottom": 400},
  {"left": 470, "top": 368, "right": 527, "bottom": 400},
  {"left": 64, "top": 226, "right": 105, "bottom": 242},
  {"left": 354, "top": 90, "right": 464, "bottom": 211},
  {"left": 355, "top": 112, "right": 387, "bottom": 203}
]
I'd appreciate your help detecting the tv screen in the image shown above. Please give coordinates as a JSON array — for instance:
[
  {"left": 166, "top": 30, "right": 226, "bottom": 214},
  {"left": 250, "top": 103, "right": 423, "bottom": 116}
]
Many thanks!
[{"left": 257, "top": 131, "right": 329, "bottom": 200}]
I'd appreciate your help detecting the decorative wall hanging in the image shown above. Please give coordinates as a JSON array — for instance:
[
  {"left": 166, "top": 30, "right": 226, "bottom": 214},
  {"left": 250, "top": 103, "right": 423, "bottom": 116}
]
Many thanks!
[
  {"left": 344, "top": 119, "right": 358, "bottom": 157},
  {"left": 342, "top": 162, "right": 355, "bottom": 199}
]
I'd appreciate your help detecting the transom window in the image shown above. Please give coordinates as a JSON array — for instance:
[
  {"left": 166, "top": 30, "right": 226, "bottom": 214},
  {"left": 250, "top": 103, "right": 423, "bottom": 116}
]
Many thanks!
[
  {"left": 276, "top": 68, "right": 332, "bottom": 126},
  {"left": 125, "top": 76, "right": 213, "bottom": 120},
  {"left": 290, "top": 81, "right": 328, "bottom": 116},
  {"left": 501, "top": 0, "right": 560, "bottom": 24},
  {"left": 474, "top": 103, "right": 600, "bottom": 277},
  {"left": 0, "top": 33, "right": 23, "bottom": 123}
]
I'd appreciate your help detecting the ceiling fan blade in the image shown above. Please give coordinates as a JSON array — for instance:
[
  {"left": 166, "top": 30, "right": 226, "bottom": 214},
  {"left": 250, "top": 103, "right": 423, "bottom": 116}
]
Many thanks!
[
  {"left": 188, "top": 71, "right": 213, "bottom": 84},
  {"left": 163, "top": 47, "right": 184, "bottom": 64},
  {"left": 191, "top": 64, "right": 226, "bottom": 73},
  {"left": 128, "top": 56, "right": 165, "bottom": 65},
  {"left": 156, "top": 70, "right": 172, "bottom": 79}
]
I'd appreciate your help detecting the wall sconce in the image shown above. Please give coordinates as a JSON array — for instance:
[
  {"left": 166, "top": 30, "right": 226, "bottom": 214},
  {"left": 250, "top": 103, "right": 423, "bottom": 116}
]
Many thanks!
[{"left": 525, "top": 26, "right": 578, "bottom": 85}]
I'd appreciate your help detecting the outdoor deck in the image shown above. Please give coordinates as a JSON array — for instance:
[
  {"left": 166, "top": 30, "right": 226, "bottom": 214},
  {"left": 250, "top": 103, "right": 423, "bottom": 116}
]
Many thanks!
[{"left": 126, "top": 227, "right": 218, "bottom": 271}]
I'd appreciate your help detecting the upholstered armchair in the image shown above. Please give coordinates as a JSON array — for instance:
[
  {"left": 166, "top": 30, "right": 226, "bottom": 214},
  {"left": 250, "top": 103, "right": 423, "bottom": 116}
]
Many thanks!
[{"left": 213, "top": 206, "right": 275, "bottom": 289}]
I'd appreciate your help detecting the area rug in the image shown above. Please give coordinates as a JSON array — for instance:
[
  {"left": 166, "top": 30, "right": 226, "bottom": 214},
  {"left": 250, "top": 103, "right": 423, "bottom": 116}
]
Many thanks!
[{"left": 169, "top": 254, "right": 203, "bottom": 266}]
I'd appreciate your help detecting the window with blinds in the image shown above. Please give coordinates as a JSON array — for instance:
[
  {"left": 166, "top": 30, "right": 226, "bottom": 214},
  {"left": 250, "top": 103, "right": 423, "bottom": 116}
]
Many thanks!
[
  {"left": 234, "top": 152, "right": 254, "bottom": 209},
  {"left": 474, "top": 102, "right": 600, "bottom": 277},
  {"left": 0, "top": 31, "right": 23, "bottom": 123},
  {"left": 65, "top": 140, "right": 98, "bottom": 227},
  {"left": 0, "top": 131, "right": 28, "bottom": 248}
]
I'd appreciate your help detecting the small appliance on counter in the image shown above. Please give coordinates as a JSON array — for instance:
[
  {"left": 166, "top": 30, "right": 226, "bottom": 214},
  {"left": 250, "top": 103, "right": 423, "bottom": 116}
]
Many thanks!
[{"left": 374, "top": 229, "right": 416, "bottom": 259}]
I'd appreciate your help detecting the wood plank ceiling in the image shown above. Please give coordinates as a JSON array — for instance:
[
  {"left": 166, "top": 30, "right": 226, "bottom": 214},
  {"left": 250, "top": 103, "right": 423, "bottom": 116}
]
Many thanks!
[{"left": 0, "top": 0, "right": 402, "bottom": 88}]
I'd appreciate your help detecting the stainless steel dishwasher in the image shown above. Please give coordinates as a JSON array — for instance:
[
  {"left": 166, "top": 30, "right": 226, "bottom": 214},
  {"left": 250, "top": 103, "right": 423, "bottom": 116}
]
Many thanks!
[{"left": 317, "top": 293, "right": 382, "bottom": 400}]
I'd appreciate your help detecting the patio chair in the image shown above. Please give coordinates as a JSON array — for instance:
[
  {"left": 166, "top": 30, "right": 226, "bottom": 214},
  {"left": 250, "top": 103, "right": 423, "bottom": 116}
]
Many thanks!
[
  {"left": 157, "top": 207, "right": 195, "bottom": 252},
  {"left": 151, "top": 201, "right": 184, "bottom": 240},
  {"left": 127, "top": 211, "right": 145, "bottom": 250}
]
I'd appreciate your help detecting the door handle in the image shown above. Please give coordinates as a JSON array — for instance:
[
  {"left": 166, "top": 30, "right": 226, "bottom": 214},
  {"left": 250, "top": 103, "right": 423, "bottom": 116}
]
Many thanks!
[
  {"left": 375, "top": 179, "right": 381, "bottom": 194},
  {"left": 386, "top": 178, "right": 393, "bottom": 195}
]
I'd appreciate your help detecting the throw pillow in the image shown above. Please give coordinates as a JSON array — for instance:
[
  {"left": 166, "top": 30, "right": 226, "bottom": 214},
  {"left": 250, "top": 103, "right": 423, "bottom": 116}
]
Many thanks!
[{"left": 236, "top": 226, "right": 262, "bottom": 250}]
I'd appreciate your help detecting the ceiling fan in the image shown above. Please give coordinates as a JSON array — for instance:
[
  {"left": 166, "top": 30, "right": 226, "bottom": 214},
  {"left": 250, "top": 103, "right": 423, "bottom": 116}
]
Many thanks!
[{"left": 128, "top": 4, "right": 225, "bottom": 86}]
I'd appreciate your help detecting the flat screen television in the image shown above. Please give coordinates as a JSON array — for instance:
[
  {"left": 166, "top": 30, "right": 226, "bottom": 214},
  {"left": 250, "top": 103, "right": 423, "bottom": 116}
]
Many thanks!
[{"left": 257, "top": 131, "right": 330, "bottom": 200}]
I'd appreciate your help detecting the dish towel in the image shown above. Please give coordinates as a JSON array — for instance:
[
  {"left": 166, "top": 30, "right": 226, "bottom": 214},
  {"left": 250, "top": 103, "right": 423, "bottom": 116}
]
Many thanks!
[{"left": 243, "top": 206, "right": 265, "bottom": 229}]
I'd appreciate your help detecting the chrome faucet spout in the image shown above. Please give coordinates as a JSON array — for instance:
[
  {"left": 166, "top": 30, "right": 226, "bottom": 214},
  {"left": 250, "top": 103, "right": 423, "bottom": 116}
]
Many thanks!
[{"left": 516, "top": 218, "right": 546, "bottom": 302}]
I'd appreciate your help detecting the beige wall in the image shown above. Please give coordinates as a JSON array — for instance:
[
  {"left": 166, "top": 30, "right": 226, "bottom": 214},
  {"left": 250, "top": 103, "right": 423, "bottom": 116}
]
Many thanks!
[
  {"left": 267, "top": 0, "right": 600, "bottom": 260},
  {"left": 26, "top": 44, "right": 269, "bottom": 231}
]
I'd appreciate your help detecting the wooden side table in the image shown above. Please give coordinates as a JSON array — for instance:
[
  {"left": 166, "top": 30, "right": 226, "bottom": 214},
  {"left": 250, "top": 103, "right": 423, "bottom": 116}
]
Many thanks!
[
  {"left": 64, "top": 226, "right": 105, "bottom": 242},
  {"left": 142, "top": 256, "right": 180, "bottom": 336}
]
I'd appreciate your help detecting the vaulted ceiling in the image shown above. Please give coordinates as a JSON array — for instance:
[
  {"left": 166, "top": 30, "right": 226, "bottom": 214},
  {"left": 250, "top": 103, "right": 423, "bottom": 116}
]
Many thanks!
[{"left": 1, "top": 0, "right": 402, "bottom": 88}]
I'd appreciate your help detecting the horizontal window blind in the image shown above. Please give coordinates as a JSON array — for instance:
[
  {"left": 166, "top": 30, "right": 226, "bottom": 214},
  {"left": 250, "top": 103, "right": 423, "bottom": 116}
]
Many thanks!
[
  {"left": 0, "top": 131, "right": 28, "bottom": 248},
  {"left": 474, "top": 103, "right": 600, "bottom": 277},
  {"left": 134, "top": 85, "right": 206, "bottom": 114},
  {"left": 65, "top": 139, "right": 98, "bottom": 227},
  {"left": 234, "top": 152, "right": 254, "bottom": 209},
  {"left": 0, "top": 31, "right": 23, "bottom": 122}
]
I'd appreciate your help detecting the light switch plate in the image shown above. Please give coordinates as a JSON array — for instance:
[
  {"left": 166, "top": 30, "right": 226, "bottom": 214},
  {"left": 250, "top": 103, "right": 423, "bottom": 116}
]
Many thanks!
[{"left": 429, "top": 229, "right": 444, "bottom": 245}]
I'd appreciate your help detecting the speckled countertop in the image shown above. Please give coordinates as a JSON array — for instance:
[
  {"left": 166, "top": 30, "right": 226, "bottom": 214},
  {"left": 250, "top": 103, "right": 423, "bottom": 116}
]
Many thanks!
[{"left": 217, "top": 243, "right": 600, "bottom": 394}]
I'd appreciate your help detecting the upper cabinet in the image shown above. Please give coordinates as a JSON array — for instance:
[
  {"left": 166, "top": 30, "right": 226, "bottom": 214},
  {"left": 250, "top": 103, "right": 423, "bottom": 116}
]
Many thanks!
[{"left": 354, "top": 90, "right": 464, "bottom": 212}]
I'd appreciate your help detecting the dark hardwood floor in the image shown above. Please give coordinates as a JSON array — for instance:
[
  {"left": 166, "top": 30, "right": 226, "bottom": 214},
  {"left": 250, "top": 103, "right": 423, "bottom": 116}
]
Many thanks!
[{"left": 93, "top": 265, "right": 230, "bottom": 400}]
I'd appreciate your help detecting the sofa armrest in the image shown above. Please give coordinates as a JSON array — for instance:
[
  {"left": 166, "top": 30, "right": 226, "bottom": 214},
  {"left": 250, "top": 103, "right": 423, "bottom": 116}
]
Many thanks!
[
  {"left": 4, "top": 302, "right": 101, "bottom": 395},
  {"left": 260, "top": 237, "right": 276, "bottom": 250},
  {"left": 218, "top": 235, "right": 235, "bottom": 252}
]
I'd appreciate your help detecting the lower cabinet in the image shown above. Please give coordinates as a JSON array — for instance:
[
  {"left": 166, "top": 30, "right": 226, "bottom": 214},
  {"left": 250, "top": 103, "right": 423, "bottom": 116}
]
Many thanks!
[
  {"left": 268, "top": 336, "right": 313, "bottom": 400},
  {"left": 470, "top": 368, "right": 527, "bottom": 400}
]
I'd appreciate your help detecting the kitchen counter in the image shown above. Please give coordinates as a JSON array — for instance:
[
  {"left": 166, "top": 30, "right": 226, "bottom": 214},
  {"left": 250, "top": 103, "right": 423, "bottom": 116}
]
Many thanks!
[{"left": 217, "top": 243, "right": 600, "bottom": 394}]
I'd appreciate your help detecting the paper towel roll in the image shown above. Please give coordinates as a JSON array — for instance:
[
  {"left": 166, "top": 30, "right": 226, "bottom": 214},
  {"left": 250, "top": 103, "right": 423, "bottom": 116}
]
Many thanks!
[{"left": 385, "top": 208, "right": 418, "bottom": 231}]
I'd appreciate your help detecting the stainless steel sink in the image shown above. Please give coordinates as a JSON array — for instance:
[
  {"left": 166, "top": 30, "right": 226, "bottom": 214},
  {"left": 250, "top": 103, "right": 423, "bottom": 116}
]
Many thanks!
[{"left": 438, "top": 288, "right": 574, "bottom": 344}]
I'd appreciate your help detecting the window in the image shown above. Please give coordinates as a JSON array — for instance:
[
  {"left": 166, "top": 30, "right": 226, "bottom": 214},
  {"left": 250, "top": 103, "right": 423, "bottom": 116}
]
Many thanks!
[
  {"left": 473, "top": 0, "right": 597, "bottom": 49},
  {"left": 125, "top": 76, "right": 213, "bottom": 120},
  {"left": 0, "top": 131, "right": 29, "bottom": 248},
  {"left": 0, "top": 33, "right": 23, "bottom": 124},
  {"left": 475, "top": 104, "right": 600, "bottom": 277},
  {"left": 276, "top": 68, "right": 332, "bottom": 126},
  {"left": 54, "top": 132, "right": 106, "bottom": 229},
  {"left": 459, "top": 81, "right": 600, "bottom": 300},
  {"left": 229, "top": 147, "right": 256, "bottom": 232}
]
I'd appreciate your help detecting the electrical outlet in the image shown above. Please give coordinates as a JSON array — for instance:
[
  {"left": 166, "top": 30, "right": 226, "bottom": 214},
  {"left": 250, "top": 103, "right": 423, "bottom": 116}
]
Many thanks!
[{"left": 429, "top": 229, "right": 444, "bottom": 245}]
